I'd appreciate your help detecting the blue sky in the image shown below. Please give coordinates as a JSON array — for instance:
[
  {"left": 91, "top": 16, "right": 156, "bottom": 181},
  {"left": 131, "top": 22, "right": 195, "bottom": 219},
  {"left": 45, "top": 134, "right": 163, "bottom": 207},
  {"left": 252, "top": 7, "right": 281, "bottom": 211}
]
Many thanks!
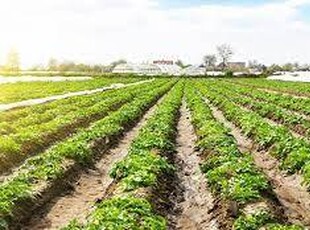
[
  {"left": 0, "top": 0, "right": 310, "bottom": 67},
  {"left": 297, "top": 4, "right": 310, "bottom": 21},
  {"left": 160, "top": 0, "right": 310, "bottom": 21},
  {"left": 159, "top": 0, "right": 277, "bottom": 8}
]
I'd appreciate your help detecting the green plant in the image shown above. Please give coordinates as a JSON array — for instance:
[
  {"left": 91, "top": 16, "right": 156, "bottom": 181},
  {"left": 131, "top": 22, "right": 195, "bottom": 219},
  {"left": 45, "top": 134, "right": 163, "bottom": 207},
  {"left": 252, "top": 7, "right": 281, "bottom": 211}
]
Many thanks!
[{"left": 62, "top": 196, "right": 166, "bottom": 230}]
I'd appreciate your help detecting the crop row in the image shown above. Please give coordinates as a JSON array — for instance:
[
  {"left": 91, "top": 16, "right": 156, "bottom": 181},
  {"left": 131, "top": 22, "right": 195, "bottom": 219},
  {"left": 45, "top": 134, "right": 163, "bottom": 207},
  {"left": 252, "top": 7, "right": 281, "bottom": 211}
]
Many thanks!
[
  {"left": 195, "top": 81, "right": 310, "bottom": 188},
  {"left": 230, "top": 78, "right": 310, "bottom": 96},
  {"left": 0, "top": 80, "right": 168, "bottom": 175},
  {"left": 0, "top": 77, "right": 142, "bottom": 104},
  {"left": 0, "top": 80, "right": 176, "bottom": 228},
  {"left": 62, "top": 82, "right": 184, "bottom": 229},
  {"left": 221, "top": 80, "right": 310, "bottom": 116},
  {"left": 211, "top": 81, "right": 310, "bottom": 138},
  {"left": 185, "top": 83, "right": 304, "bottom": 229}
]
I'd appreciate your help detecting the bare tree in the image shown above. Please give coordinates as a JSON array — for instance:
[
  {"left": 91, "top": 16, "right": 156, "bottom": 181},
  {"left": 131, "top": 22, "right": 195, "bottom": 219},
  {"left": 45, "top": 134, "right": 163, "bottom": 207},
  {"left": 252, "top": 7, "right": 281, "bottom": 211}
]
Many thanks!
[
  {"left": 217, "top": 44, "right": 234, "bottom": 70},
  {"left": 203, "top": 54, "right": 217, "bottom": 70}
]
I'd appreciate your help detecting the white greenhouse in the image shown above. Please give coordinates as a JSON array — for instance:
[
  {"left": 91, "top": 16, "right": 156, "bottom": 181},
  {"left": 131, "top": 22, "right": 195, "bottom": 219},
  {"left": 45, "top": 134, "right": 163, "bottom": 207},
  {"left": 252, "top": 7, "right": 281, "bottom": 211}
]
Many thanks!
[
  {"left": 157, "top": 64, "right": 182, "bottom": 76},
  {"left": 182, "top": 66, "right": 206, "bottom": 76},
  {"left": 112, "top": 62, "right": 182, "bottom": 76}
]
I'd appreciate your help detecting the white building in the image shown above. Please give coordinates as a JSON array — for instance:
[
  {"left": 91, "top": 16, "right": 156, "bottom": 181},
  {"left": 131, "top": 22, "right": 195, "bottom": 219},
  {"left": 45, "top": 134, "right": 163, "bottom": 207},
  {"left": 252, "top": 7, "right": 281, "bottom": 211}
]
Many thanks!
[
  {"left": 206, "top": 71, "right": 225, "bottom": 76},
  {"left": 182, "top": 65, "right": 205, "bottom": 76},
  {"left": 112, "top": 63, "right": 161, "bottom": 76},
  {"left": 112, "top": 60, "right": 182, "bottom": 76}
]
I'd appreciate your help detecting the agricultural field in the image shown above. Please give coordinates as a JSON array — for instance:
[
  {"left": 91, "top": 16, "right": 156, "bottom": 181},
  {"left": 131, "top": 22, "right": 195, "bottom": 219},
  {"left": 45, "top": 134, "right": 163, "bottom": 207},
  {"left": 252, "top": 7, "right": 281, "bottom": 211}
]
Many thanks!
[
  {"left": 0, "top": 77, "right": 143, "bottom": 104},
  {"left": 0, "top": 77, "right": 310, "bottom": 230}
]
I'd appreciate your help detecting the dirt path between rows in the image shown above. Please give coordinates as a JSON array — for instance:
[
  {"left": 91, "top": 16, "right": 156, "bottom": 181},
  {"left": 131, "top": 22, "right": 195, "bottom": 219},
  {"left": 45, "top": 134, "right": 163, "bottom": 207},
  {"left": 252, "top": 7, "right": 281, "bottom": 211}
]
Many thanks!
[
  {"left": 168, "top": 102, "right": 218, "bottom": 230},
  {"left": 0, "top": 79, "right": 154, "bottom": 112},
  {"left": 205, "top": 99, "right": 310, "bottom": 227},
  {"left": 22, "top": 93, "right": 161, "bottom": 230}
]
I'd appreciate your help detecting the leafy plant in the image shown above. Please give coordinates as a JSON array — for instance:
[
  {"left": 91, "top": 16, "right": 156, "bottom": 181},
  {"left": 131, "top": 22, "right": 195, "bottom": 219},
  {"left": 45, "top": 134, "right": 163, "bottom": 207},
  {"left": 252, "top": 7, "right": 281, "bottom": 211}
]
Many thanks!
[{"left": 62, "top": 196, "right": 166, "bottom": 230}]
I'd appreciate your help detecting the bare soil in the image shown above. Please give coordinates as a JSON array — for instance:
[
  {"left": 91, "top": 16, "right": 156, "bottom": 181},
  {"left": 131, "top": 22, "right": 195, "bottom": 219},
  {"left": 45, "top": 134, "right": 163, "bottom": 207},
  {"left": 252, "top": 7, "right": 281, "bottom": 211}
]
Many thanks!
[
  {"left": 168, "top": 102, "right": 219, "bottom": 230},
  {"left": 22, "top": 93, "right": 161, "bottom": 230},
  {"left": 206, "top": 99, "right": 310, "bottom": 227}
]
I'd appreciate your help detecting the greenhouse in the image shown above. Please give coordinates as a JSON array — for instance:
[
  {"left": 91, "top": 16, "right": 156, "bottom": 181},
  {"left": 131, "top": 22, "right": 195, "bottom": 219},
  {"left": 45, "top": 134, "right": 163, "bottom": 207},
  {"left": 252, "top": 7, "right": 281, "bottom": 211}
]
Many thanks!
[
  {"left": 182, "top": 65, "right": 205, "bottom": 76},
  {"left": 113, "top": 63, "right": 182, "bottom": 76}
]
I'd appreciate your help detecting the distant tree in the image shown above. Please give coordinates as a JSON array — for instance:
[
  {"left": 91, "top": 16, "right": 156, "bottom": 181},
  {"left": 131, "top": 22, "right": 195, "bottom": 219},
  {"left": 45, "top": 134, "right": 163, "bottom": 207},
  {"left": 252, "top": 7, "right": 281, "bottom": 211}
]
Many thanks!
[
  {"left": 46, "top": 58, "right": 107, "bottom": 73},
  {"left": 266, "top": 64, "right": 283, "bottom": 74},
  {"left": 293, "top": 62, "right": 300, "bottom": 71},
  {"left": 203, "top": 54, "right": 217, "bottom": 70},
  {"left": 107, "top": 59, "right": 127, "bottom": 72},
  {"left": 92, "top": 64, "right": 106, "bottom": 73},
  {"left": 175, "top": 59, "right": 183, "bottom": 68},
  {"left": 282, "top": 63, "right": 294, "bottom": 72},
  {"left": 261, "top": 65, "right": 268, "bottom": 73},
  {"left": 29, "top": 64, "right": 44, "bottom": 71},
  {"left": 248, "top": 60, "right": 266, "bottom": 72},
  {"left": 217, "top": 44, "right": 234, "bottom": 70},
  {"left": 175, "top": 59, "right": 191, "bottom": 69},
  {"left": 299, "top": 63, "right": 310, "bottom": 71},
  {"left": 48, "top": 58, "right": 58, "bottom": 71},
  {"left": 248, "top": 60, "right": 259, "bottom": 69},
  {"left": 5, "top": 48, "right": 20, "bottom": 72}
]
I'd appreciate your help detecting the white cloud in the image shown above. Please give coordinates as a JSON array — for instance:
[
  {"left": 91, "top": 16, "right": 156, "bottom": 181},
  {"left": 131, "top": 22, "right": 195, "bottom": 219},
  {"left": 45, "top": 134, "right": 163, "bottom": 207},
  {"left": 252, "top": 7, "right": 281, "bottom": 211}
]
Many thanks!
[{"left": 0, "top": 0, "right": 309, "bottom": 67}]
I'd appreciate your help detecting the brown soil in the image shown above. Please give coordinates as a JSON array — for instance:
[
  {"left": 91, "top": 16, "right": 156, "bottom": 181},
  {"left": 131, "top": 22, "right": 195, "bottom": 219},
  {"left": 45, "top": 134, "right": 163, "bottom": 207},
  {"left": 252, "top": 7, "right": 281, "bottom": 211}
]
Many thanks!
[
  {"left": 21, "top": 93, "right": 162, "bottom": 230},
  {"left": 206, "top": 99, "right": 310, "bottom": 227},
  {"left": 168, "top": 102, "right": 219, "bottom": 230}
]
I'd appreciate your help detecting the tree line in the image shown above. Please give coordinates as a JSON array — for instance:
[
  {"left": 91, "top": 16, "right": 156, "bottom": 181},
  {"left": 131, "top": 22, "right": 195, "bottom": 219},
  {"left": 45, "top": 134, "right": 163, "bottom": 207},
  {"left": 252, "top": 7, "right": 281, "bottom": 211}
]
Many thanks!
[{"left": 1, "top": 47, "right": 310, "bottom": 74}]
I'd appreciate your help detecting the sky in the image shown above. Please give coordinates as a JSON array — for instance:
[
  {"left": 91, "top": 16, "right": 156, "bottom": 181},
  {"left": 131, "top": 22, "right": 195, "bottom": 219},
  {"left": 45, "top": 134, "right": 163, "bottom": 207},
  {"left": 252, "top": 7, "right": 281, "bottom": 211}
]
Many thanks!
[{"left": 0, "top": 0, "right": 310, "bottom": 67}]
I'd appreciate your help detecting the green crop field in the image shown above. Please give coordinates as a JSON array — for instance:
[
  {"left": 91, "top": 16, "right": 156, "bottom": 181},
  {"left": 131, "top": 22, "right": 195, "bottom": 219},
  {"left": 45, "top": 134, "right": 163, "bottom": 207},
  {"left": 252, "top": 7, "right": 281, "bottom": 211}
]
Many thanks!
[{"left": 0, "top": 77, "right": 309, "bottom": 230}]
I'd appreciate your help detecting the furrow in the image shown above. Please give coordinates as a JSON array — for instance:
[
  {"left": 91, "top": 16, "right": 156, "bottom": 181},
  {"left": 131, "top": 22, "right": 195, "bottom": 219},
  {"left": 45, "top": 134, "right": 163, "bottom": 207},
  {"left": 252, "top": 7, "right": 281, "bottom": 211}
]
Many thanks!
[{"left": 23, "top": 89, "right": 163, "bottom": 230}]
